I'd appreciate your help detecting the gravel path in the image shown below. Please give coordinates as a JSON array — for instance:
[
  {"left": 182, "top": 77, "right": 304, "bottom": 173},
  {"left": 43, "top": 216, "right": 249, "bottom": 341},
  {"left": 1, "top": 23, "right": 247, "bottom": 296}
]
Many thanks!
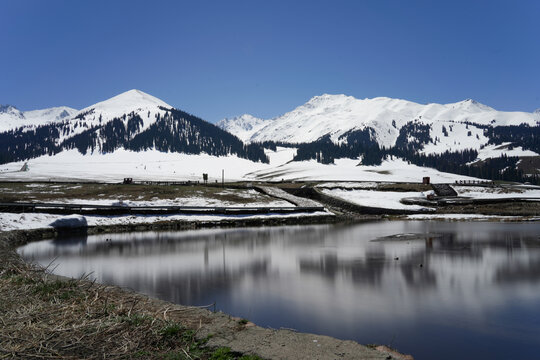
[{"left": 256, "top": 186, "right": 324, "bottom": 207}]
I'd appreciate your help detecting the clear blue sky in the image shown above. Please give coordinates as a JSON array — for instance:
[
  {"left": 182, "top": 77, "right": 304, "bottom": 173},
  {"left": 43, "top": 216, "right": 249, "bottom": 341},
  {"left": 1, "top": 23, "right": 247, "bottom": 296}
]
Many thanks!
[{"left": 1, "top": 0, "right": 539, "bottom": 122}]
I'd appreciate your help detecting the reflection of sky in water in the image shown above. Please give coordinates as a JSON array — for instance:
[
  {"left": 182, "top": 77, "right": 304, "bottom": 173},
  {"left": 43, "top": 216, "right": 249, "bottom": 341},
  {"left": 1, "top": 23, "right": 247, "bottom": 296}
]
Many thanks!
[{"left": 18, "top": 221, "right": 540, "bottom": 360}]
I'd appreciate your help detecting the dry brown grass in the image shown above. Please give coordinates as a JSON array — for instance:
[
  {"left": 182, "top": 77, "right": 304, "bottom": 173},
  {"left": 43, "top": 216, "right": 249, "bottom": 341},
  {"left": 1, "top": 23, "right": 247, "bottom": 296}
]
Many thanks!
[
  {"left": 0, "top": 182, "right": 279, "bottom": 206},
  {"left": 0, "top": 238, "right": 257, "bottom": 360},
  {"left": 377, "top": 183, "right": 432, "bottom": 192},
  {"left": 437, "top": 201, "right": 540, "bottom": 216}
]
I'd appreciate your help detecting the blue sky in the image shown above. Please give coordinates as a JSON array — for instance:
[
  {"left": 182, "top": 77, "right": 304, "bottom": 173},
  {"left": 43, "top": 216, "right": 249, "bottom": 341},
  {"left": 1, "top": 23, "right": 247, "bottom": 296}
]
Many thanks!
[{"left": 1, "top": 0, "right": 539, "bottom": 122}]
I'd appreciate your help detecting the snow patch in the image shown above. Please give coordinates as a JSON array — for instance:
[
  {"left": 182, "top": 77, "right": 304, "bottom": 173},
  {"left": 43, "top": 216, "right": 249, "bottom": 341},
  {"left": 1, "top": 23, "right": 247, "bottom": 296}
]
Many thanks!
[
  {"left": 475, "top": 143, "right": 539, "bottom": 161},
  {"left": 321, "top": 188, "right": 434, "bottom": 211}
]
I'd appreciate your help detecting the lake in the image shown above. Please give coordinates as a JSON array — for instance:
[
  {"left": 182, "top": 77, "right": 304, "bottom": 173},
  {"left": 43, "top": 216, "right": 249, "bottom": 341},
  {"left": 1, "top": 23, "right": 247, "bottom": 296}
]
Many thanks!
[{"left": 18, "top": 221, "right": 540, "bottom": 359}]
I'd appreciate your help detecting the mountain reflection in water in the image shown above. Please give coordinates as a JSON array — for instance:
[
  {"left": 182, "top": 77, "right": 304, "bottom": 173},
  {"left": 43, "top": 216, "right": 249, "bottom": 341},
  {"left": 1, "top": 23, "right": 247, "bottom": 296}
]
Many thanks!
[{"left": 18, "top": 221, "right": 540, "bottom": 360}]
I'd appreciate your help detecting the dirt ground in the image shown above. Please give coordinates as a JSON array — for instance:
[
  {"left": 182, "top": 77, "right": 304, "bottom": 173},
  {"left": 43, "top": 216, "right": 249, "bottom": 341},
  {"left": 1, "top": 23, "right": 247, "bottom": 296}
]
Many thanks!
[
  {"left": 435, "top": 201, "right": 540, "bottom": 216},
  {"left": 0, "top": 182, "right": 282, "bottom": 205}
]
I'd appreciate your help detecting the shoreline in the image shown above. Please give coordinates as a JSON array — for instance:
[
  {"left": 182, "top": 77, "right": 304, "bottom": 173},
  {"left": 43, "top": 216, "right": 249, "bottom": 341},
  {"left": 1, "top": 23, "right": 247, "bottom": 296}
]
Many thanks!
[
  {"left": 1, "top": 216, "right": 413, "bottom": 360},
  {"left": 2, "top": 205, "right": 537, "bottom": 359}
]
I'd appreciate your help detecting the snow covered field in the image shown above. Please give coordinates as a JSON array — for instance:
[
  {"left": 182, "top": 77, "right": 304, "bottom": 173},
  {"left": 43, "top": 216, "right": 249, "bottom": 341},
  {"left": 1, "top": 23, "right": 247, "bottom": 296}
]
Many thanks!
[
  {"left": 0, "top": 149, "right": 270, "bottom": 183},
  {"left": 320, "top": 188, "right": 434, "bottom": 211},
  {"left": 0, "top": 148, "right": 481, "bottom": 184},
  {"left": 247, "top": 158, "right": 480, "bottom": 183}
]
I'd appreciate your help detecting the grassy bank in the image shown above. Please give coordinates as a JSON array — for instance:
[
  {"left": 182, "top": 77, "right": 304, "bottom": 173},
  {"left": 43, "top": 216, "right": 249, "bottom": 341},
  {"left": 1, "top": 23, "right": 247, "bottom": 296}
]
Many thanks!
[
  {"left": 0, "top": 230, "right": 261, "bottom": 360},
  {"left": 0, "top": 182, "right": 280, "bottom": 205}
]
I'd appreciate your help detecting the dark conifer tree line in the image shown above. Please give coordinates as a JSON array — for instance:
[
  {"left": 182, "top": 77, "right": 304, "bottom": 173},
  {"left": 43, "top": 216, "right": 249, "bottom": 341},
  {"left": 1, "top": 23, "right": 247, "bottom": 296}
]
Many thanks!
[
  {"left": 0, "top": 108, "right": 269, "bottom": 164},
  {"left": 484, "top": 124, "right": 540, "bottom": 153},
  {"left": 394, "top": 122, "right": 431, "bottom": 151},
  {"left": 257, "top": 122, "right": 540, "bottom": 184}
]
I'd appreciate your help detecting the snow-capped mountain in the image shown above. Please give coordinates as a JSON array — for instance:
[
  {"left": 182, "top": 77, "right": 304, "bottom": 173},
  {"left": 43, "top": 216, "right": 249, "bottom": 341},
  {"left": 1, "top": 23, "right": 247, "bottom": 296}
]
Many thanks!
[
  {"left": 0, "top": 104, "right": 77, "bottom": 132},
  {"left": 0, "top": 89, "right": 268, "bottom": 165},
  {"left": 1, "top": 90, "right": 538, "bottom": 184},
  {"left": 219, "top": 94, "right": 539, "bottom": 155},
  {"left": 57, "top": 89, "right": 172, "bottom": 141},
  {"left": 217, "top": 114, "right": 269, "bottom": 143},
  {"left": 74, "top": 89, "right": 170, "bottom": 126}
]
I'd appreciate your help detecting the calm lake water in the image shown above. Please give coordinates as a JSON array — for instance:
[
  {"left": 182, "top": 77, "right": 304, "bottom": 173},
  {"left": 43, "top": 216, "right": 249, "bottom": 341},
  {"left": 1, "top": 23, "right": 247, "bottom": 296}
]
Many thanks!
[{"left": 18, "top": 221, "right": 540, "bottom": 359}]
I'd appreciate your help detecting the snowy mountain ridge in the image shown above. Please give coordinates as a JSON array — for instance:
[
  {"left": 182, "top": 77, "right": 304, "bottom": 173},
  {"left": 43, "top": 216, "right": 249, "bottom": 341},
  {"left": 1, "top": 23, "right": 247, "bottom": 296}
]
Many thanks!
[
  {"left": 0, "top": 104, "right": 78, "bottom": 132},
  {"left": 217, "top": 114, "right": 269, "bottom": 143},
  {"left": 219, "top": 94, "right": 539, "bottom": 155}
]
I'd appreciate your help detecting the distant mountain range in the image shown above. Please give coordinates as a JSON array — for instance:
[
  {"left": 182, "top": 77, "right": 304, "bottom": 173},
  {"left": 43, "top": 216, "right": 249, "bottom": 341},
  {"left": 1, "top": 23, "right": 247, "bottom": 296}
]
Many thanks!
[
  {"left": 218, "top": 94, "right": 540, "bottom": 154},
  {"left": 218, "top": 94, "right": 540, "bottom": 183},
  {"left": 1, "top": 91, "right": 539, "bottom": 183},
  {"left": 0, "top": 104, "right": 77, "bottom": 132}
]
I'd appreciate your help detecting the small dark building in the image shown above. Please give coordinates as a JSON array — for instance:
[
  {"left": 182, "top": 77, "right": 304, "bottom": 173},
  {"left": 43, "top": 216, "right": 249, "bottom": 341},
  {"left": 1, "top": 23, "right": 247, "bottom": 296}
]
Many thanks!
[{"left": 422, "top": 176, "right": 430, "bottom": 185}]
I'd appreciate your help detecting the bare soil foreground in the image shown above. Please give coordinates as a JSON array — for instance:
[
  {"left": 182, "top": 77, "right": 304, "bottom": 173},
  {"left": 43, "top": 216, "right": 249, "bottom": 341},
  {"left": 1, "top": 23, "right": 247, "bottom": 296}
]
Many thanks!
[{"left": 0, "top": 222, "right": 413, "bottom": 360}]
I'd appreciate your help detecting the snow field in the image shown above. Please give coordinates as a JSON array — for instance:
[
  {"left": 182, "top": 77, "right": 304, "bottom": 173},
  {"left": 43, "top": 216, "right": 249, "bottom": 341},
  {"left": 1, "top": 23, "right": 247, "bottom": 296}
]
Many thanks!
[
  {"left": 320, "top": 188, "right": 435, "bottom": 211},
  {"left": 247, "top": 158, "right": 480, "bottom": 183},
  {"left": 0, "top": 148, "right": 481, "bottom": 184}
]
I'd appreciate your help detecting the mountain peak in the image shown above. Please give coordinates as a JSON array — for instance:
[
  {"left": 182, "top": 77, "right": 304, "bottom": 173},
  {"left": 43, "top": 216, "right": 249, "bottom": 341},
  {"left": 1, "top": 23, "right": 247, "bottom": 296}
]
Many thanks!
[
  {"left": 217, "top": 113, "right": 268, "bottom": 142},
  {"left": 0, "top": 104, "right": 18, "bottom": 113},
  {"left": 232, "top": 113, "right": 261, "bottom": 121},
  {"left": 457, "top": 98, "right": 481, "bottom": 105},
  {"left": 0, "top": 105, "right": 25, "bottom": 123},
  {"left": 307, "top": 94, "right": 351, "bottom": 103},
  {"left": 75, "top": 89, "right": 172, "bottom": 122},
  {"left": 91, "top": 89, "right": 171, "bottom": 110},
  {"left": 449, "top": 98, "right": 493, "bottom": 112}
]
